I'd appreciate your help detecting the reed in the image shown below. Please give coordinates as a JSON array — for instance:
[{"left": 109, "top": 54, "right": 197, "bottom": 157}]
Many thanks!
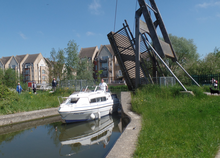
[{"left": 132, "top": 85, "right": 220, "bottom": 158}]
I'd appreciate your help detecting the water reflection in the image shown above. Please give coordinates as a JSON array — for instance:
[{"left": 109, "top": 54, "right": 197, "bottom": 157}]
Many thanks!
[
  {"left": 59, "top": 115, "right": 114, "bottom": 156},
  {"left": 0, "top": 114, "right": 122, "bottom": 158}
]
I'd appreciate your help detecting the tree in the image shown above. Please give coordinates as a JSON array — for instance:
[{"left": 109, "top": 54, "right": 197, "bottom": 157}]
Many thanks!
[
  {"left": 167, "top": 34, "right": 199, "bottom": 72},
  {"left": 157, "top": 34, "right": 200, "bottom": 84},
  {"left": 65, "top": 40, "right": 79, "bottom": 80},
  {"left": 196, "top": 47, "right": 220, "bottom": 75},
  {"left": 3, "top": 68, "right": 18, "bottom": 88},
  {"left": 49, "top": 48, "right": 65, "bottom": 81},
  {"left": 0, "top": 69, "right": 4, "bottom": 85},
  {"left": 76, "top": 58, "right": 94, "bottom": 80},
  {"left": 96, "top": 70, "right": 103, "bottom": 84},
  {"left": 49, "top": 39, "right": 94, "bottom": 82}
]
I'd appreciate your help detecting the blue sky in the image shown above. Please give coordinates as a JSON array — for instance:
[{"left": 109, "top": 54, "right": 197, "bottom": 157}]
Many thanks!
[{"left": 0, "top": 0, "right": 219, "bottom": 60}]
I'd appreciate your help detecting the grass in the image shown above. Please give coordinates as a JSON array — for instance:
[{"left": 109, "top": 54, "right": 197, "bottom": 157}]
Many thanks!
[
  {"left": 131, "top": 85, "right": 220, "bottom": 158},
  {"left": 109, "top": 85, "right": 128, "bottom": 91},
  {"left": 0, "top": 87, "right": 73, "bottom": 115}
]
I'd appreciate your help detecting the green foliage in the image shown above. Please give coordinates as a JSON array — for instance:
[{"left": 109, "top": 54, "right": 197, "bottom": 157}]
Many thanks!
[
  {"left": 20, "top": 81, "right": 28, "bottom": 91},
  {"left": 65, "top": 40, "right": 79, "bottom": 80},
  {"left": 201, "top": 85, "right": 210, "bottom": 92},
  {"left": 76, "top": 58, "right": 94, "bottom": 80},
  {"left": 95, "top": 70, "right": 103, "bottom": 84},
  {"left": 169, "top": 34, "right": 199, "bottom": 66},
  {"left": 184, "top": 47, "right": 220, "bottom": 78},
  {"left": 49, "top": 39, "right": 94, "bottom": 81},
  {"left": 3, "top": 68, "right": 18, "bottom": 88},
  {"left": 160, "top": 34, "right": 199, "bottom": 73},
  {"left": 0, "top": 69, "right": 4, "bottom": 84},
  {"left": 50, "top": 87, "right": 73, "bottom": 96},
  {"left": 0, "top": 88, "right": 73, "bottom": 115},
  {"left": 109, "top": 85, "right": 128, "bottom": 91},
  {"left": 197, "top": 48, "right": 220, "bottom": 75},
  {"left": 50, "top": 48, "right": 66, "bottom": 81},
  {"left": 132, "top": 85, "right": 220, "bottom": 157},
  {"left": 0, "top": 84, "right": 19, "bottom": 113}
]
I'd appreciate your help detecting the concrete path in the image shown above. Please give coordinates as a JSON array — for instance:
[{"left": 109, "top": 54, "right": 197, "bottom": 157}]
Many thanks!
[
  {"left": 107, "top": 92, "right": 142, "bottom": 158},
  {"left": 0, "top": 107, "right": 59, "bottom": 126},
  {"left": 204, "top": 92, "right": 220, "bottom": 96}
]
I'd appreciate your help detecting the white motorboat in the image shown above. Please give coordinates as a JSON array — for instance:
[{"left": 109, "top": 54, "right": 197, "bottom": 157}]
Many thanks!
[{"left": 58, "top": 86, "right": 114, "bottom": 123}]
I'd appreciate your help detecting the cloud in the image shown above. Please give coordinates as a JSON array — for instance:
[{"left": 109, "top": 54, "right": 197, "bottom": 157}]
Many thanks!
[
  {"left": 89, "top": 0, "right": 102, "bottom": 15},
  {"left": 18, "top": 32, "right": 27, "bottom": 39},
  {"left": 86, "top": 31, "right": 95, "bottom": 36},
  {"left": 196, "top": 1, "right": 220, "bottom": 8}
]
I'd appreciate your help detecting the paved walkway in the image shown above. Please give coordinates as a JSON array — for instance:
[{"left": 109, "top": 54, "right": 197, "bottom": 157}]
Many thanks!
[
  {"left": 107, "top": 92, "right": 142, "bottom": 158},
  {"left": 0, "top": 108, "right": 59, "bottom": 126},
  {"left": 204, "top": 92, "right": 220, "bottom": 96}
]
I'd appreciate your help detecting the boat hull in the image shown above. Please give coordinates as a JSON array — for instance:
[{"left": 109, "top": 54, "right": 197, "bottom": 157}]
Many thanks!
[{"left": 59, "top": 105, "right": 112, "bottom": 123}]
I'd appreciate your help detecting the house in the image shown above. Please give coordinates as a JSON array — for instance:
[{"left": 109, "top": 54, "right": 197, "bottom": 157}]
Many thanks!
[
  {"left": 22, "top": 53, "right": 48, "bottom": 83},
  {"left": 96, "top": 45, "right": 122, "bottom": 83},
  {"left": 0, "top": 53, "right": 50, "bottom": 84},
  {"left": 1, "top": 56, "right": 18, "bottom": 70},
  {"left": 0, "top": 56, "right": 20, "bottom": 73},
  {"left": 79, "top": 45, "right": 122, "bottom": 83},
  {"left": 15, "top": 54, "right": 29, "bottom": 75}
]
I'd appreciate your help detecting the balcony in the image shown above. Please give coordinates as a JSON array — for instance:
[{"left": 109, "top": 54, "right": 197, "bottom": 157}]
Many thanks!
[
  {"left": 99, "top": 59, "right": 108, "bottom": 63},
  {"left": 100, "top": 67, "right": 108, "bottom": 70},
  {"left": 100, "top": 74, "right": 108, "bottom": 78}
]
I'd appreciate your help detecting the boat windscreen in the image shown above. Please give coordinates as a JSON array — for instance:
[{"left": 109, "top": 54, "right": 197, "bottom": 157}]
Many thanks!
[{"left": 70, "top": 98, "right": 79, "bottom": 103}]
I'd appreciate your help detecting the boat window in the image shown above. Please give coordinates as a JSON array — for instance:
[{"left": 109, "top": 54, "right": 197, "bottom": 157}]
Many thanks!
[
  {"left": 90, "top": 98, "right": 96, "bottom": 103},
  {"left": 90, "top": 97, "right": 107, "bottom": 103},
  {"left": 101, "top": 97, "right": 106, "bottom": 101},
  {"left": 97, "top": 97, "right": 102, "bottom": 102},
  {"left": 70, "top": 98, "right": 79, "bottom": 103}
]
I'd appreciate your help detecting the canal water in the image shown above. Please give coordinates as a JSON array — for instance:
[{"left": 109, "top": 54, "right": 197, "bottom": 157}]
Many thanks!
[
  {"left": 0, "top": 114, "right": 122, "bottom": 158},
  {"left": 0, "top": 92, "right": 124, "bottom": 158}
]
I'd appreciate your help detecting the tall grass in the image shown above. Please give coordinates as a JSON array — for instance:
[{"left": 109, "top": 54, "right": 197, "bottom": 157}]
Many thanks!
[
  {"left": 132, "top": 85, "right": 220, "bottom": 158},
  {"left": 0, "top": 87, "right": 73, "bottom": 115}
]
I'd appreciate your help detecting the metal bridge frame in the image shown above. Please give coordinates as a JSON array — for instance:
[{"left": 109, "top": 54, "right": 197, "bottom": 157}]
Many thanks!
[{"left": 135, "top": 0, "right": 200, "bottom": 90}]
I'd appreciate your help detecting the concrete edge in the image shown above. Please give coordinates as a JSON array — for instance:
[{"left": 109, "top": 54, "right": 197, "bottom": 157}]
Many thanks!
[
  {"left": 0, "top": 107, "right": 59, "bottom": 126},
  {"left": 106, "top": 91, "right": 142, "bottom": 158}
]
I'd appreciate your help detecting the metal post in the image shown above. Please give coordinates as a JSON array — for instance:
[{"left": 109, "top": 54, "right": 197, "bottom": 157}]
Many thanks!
[
  {"left": 135, "top": 9, "right": 142, "bottom": 89},
  {"left": 145, "top": 39, "right": 188, "bottom": 91},
  {"left": 176, "top": 61, "right": 200, "bottom": 87}
]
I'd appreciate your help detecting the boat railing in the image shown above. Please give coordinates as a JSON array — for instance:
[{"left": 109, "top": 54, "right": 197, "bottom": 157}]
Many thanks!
[
  {"left": 94, "top": 86, "right": 98, "bottom": 92},
  {"left": 58, "top": 96, "right": 67, "bottom": 105},
  {"left": 80, "top": 86, "right": 88, "bottom": 92}
]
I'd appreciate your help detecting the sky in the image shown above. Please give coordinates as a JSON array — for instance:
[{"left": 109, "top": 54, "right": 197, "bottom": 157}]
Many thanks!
[{"left": 0, "top": 0, "right": 220, "bottom": 60}]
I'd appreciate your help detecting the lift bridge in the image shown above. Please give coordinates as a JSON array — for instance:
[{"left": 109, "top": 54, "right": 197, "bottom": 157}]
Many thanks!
[{"left": 107, "top": 0, "right": 200, "bottom": 91}]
